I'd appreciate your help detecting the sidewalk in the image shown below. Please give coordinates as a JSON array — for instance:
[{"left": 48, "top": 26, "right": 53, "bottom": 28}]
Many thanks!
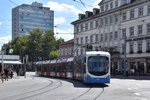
[{"left": 111, "top": 75, "right": 150, "bottom": 80}]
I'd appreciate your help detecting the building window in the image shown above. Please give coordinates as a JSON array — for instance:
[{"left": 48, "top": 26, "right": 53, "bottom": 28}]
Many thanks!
[
  {"left": 146, "top": 41, "right": 150, "bottom": 52},
  {"left": 115, "top": 0, "right": 118, "bottom": 7},
  {"left": 110, "top": 2, "right": 113, "bottom": 9},
  {"left": 122, "top": 28, "right": 126, "bottom": 38},
  {"left": 147, "top": 23, "right": 150, "bottom": 34},
  {"left": 76, "top": 38, "right": 79, "bottom": 44},
  {"left": 101, "top": 5, "right": 104, "bottom": 12},
  {"left": 105, "top": 17, "right": 108, "bottom": 26},
  {"left": 80, "top": 37, "right": 83, "bottom": 44},
  {"left": 100, "top": 34, "right": 103, "bottom": 42},
  {"left": 129, "top": 42, "right": 134, "bottom": 54},
  {"left": 138, "top": 7, "right": 143, "bottom": 17},
  {"left": 114, "top": 14, "right": 118, "bottom": 23},
  {"left": 105, "top": 4, "right": 108, "bottom": 11},
  {"left": 110, "top": 15, "right": 113, "bottom": 25},
  {"left": 114, "top": 31, "right": 118, "bottom": 40},
  {"left": 130, "top": 9, "right": 135, "bottom": 19},
  {"left": 137, "top": 41, "right": 142, "bottom": 53},
  {"left": 122, "top": 43, "right": 125, "bottom": 54},
  {"left": 100, "top": 18, "right": 103, "bottom": 27},
  {"left": 85, "top": 36, "right": 88, "bottom": 44},
  {"left": 148, "top": 5, "right": 150, "bottom": 15},
  {"left": 90, "top": 21, "right": 93, "bottom": 29},
  {"left": 105, "top": 33, "right": 108, "bottom": 41},
  {"left": 138, "top": 25, "right": 143, "bottom": 36},
  {"left": 122, "top": 12, "right": 127, "bottom": 21},
  {"left": 109, "top": 32, "right": 113, "bottom": 40},
  {"left": 95, "top": 20, "right": 99, "bottom": 28},
  {"left": 85, "top": 23, "right": 88, "bottom": 30},
  {"left": 95, "top": 34, "right": 98, "bottom": 42},
  {"left": 90, "top": 35, "right": 93, "bottom": 43},
  {"left": 129, "top": 27, "right": 134, "bottom": 37},
  {"left": 76, "top": 26, "right": 79, "bottom": 32},
  {"left": 81, "top": 24, "right": 84, "bottom": 32}
]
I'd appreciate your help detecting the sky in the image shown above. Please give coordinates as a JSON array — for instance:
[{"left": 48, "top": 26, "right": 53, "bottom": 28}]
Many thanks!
[{"left": 0, "top": 0, "right": 102, "bottom": 49}]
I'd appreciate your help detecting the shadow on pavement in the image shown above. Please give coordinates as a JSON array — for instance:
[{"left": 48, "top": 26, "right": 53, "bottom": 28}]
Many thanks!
[
  {"left": 35, "top": 76, "right": 109, "bottom": 88},
  {"left": 111, "top": 75, "right": 150, "bottom": 80}
]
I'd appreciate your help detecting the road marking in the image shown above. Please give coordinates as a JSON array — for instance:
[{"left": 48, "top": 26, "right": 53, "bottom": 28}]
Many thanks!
[
  {"left": 141, "top": 99, "right": 147, "bottom": 100},
  {"left": 134, "top": 92, "right": 141, "bottom": 96}
]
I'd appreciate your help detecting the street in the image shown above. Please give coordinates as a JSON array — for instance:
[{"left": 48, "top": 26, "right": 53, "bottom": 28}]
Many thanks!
[{"left": 0, "top": 72, "right": 150, "bottom": 100}]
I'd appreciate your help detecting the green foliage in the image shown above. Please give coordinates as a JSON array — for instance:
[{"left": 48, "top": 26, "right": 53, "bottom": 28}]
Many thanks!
[
  {"left": 9, "top": 28, "right": 63, "bottom": 62},
  {"left": 49, "top": 50, "right": 60, "bottom": 59}
]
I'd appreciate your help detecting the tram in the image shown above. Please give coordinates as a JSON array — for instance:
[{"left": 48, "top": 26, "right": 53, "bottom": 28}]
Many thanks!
[{"left": 35, "top": 51, "right": 111, "bottom": 84}]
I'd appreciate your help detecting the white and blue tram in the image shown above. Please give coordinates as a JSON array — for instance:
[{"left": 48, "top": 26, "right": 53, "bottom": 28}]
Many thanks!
[{"left": 35, "top": 51, "right": 111, "bottom": 84}]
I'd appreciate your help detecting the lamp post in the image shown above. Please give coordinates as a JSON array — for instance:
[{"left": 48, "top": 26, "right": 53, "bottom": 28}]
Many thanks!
[
  {"left": 1, "top": 51, "right": 4, "bottom": 71},
  {"left": 124, "top": 34, "right": 127, "bottom": 75}
]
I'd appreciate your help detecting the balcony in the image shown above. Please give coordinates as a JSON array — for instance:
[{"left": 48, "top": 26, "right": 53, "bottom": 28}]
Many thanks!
[
  {"left": 129, "top": 51, "right": 134, "bottom": 54},
  {"left": 137, "top": 50, "right": 142, "bottom": 54},
  {"left": 146, "top": 49, "right": 150, "bottom": 53}
]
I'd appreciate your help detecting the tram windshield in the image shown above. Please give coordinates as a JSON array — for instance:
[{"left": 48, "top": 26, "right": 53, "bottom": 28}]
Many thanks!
[{"left": 87, "top": 56, "right": 109, "bottom": 76}]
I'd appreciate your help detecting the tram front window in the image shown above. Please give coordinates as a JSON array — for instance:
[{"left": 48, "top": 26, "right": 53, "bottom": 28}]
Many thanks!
[{"left": 88, "top": 56, "right": 109, "bottom": 76}]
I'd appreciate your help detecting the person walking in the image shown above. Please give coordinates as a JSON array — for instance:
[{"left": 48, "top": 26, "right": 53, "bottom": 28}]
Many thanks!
[
  {"left": 125, "top": 66, "right": 129, "bottom": 77},
  {"left": 9, "top": 68, "right": 14, "bottom": 79},
  {"left": 4, "top": 68, "right": 9, "bottom": 81},
  {"left": 0, "top": 68, "right": 4, "bottom": 83}
]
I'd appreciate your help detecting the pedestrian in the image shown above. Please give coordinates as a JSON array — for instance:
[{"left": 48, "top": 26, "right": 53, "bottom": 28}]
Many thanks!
[
  {"left": 16, "top": 68, "right": 19, "bottom": 76},
  {"left": 9, "top": 68, "right": 14, "bottom": 79},
  {"left": 0, "top": 68, "right": 4, "bottom": 83},
  {"left": 4, "top": 68, "right": 9, "bottom": 81},
  {"left": 125, "top": 66, "right": 129, "bottom": 77}
]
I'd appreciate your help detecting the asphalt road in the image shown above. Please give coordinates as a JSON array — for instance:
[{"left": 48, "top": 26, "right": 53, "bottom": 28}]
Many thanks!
[{"left": 0, "top": 72, "right": 150, "bottom": 100}]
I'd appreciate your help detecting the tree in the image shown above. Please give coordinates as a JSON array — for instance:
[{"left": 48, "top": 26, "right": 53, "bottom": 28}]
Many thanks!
[
  {"left": 26, "top": 29, "right": 44, "bottom": 62},
  {"left": 8, "top": 28, "right": 62, "bottom": 63},
  {"left": 41, "top": 30, "right": 57, "bottom": 60},
  {"left": 56, "top": 38, "right": 64, "bottom": 49},
  {"left": 49, "top": 50, "right": 60, "bottom": 59}
]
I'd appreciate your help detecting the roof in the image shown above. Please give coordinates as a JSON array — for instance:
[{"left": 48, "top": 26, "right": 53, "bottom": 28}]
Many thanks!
[{"left": 0, "top": 60, "right": 22, "bottom": 64}]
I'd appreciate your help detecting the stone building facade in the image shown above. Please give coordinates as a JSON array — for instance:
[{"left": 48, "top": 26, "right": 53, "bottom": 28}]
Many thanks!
[{"left": 72, "top": 0, "right": 150, "bottom": 75}]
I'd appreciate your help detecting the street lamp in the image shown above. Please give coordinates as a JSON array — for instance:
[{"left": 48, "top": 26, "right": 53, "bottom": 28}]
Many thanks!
[
  {"left": 1, "top": 51, "right": 4, "bottom": 71},
  {"left": 124, "top": 33, "right": 127, "bottom": 74}
]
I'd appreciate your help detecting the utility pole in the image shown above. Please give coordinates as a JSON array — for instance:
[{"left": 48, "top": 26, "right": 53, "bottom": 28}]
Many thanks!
[
  {"left": 1, "top": 51, "right": 4, "bottom": 71},
  {"left": 124, "top": 34, "right": 127, "bottom": 71}
]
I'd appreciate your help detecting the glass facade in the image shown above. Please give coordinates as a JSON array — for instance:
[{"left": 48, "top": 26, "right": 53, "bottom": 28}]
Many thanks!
[{"left": 12, "top": 2, "right": 54, "bottom": 40}]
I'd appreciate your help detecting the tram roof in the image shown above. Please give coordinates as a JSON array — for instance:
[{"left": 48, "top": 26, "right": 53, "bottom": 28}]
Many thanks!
[
  {"left": 67, "top": 57, "right": 74, "bottom": 62},
  {"left": 86, "top": 51, "right": 110, "bottom": 56}
]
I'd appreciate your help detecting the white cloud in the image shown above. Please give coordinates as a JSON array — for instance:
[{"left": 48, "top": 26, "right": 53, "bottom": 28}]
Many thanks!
[
  {"left": 93, "top": 0, "right": 102, "bottom": 7},
  {"left": 0, "top": 35, "right": 11, "bottom": 48},
  {"left": 0, "top": 22, "right": 2, "bottom": 26},
  {"left": 54, "top": 17, "right": 66, "bottom": 25},
  {"left": 54, "top": 28, "right": 74, "bottom": 41},
  {"left": 45, "top": 1, "right": 82, "bottom": 15}
]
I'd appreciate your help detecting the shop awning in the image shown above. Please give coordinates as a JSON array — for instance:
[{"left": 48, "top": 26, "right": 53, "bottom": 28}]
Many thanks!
[{"left": 0, "top": 60, "right": 22, "bottom": 64}]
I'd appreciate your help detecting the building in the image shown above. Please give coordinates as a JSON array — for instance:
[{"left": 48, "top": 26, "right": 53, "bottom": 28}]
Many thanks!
[
  {"left": 71, "top": 0, "right": 150, "bottom": 75},
  {"left": 12, "top": 2, "right": 54, "bottom": 40},
  {"left": 59, "top": 39, "right": 74, "bottom": 58}
]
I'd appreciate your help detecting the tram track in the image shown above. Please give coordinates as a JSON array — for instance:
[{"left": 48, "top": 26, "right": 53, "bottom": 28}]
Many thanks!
[
  {"left": 0, "top": 78, "right": 63, "bottom": 100},
  {"left": 71, "top": 86, "right": 105, "bottom": 100},
  {"left": 16, "top": 79, "right": 62, "bottom": 100}
]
